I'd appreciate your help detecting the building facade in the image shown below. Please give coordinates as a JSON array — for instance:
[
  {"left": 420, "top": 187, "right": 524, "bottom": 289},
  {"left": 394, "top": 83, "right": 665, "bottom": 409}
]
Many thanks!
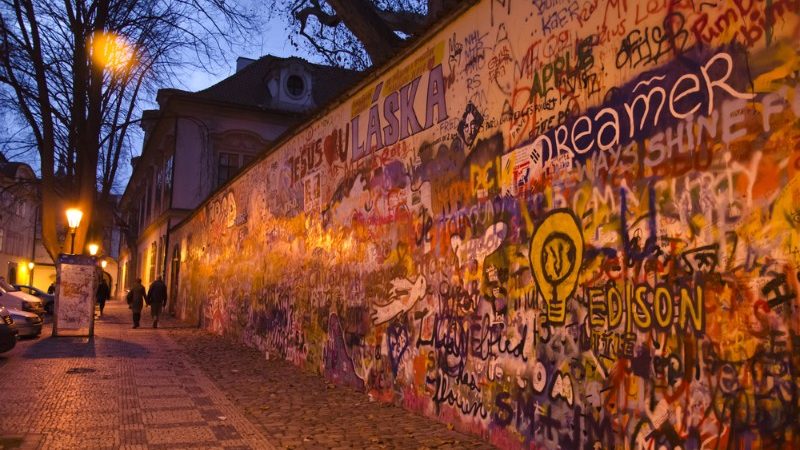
[
  {"left": 118, "top": 56, "right": 360, "bottom": 302},
  {"left": 0, "top": 157, "right": 51, "bottom": 288}
]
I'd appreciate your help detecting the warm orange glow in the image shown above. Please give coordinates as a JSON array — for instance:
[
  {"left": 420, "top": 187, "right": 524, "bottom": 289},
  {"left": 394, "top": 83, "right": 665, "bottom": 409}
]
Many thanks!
[
  {"left": 88, "top": 243, "right": 99, "bottom": 256},
  {"left": 66, "top": 208, "right": 83, "bottom": 229},
  {"left": 17, "top": 264, "right": 27, "bottom": 284},
  {"left": 101, "top": 260, "right": 108, "bottom": 269},
  {"left": 90, "top": 31, "right": 135, "bottom": 73}
]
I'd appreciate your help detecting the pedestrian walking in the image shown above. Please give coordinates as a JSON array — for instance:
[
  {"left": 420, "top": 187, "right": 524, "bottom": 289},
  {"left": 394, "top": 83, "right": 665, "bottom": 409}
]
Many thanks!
[
  {"left": 96, "top": 278, "right": 110, "bottom": 317},
  {"left": 146, "top": 276, "right": 167, "bottom": 328},
  {"left": 127, "top": 278, "right": 146, "bottom": 328}
]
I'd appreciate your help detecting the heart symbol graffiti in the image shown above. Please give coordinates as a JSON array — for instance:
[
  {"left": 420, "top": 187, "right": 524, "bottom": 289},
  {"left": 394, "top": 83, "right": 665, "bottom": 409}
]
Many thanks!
[{"left": 386, "top": 321, "right": 409, "bottom": 376}]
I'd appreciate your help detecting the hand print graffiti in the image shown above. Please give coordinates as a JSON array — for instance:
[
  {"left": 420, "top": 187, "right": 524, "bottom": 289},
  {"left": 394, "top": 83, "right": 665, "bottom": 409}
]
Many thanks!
[{"left": 371, "top": 276, "right": 428, "bottom": 325}]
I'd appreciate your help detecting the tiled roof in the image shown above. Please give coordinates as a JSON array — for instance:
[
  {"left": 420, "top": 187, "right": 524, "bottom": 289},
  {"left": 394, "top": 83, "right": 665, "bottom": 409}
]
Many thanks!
[
  {"left": 188, "top": 55, "right": 363, "bottom": 111},
  {"left": 0, "top": 161, "right": 35, "bottom": 180}
]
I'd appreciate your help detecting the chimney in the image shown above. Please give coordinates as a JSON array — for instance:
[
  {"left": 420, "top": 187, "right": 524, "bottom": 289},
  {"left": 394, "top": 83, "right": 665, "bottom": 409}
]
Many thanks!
[
  {"left": 236, "top": 57, "right": 255, "bottom": 72},
  {"left": 156, "top": 88, "right": 186, "bottom": 109},
  {"left": 139, "top": 110, "right": 159, "bottom": 141}
]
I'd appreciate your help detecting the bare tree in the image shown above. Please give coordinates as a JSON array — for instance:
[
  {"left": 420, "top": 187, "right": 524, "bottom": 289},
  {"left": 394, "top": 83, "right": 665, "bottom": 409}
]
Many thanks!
[
  {"left": 0, "top": 0, "right": 255, "bottom": 259},
  {"left": 274, "top": 0, "right": 461, "bottom": 70}
]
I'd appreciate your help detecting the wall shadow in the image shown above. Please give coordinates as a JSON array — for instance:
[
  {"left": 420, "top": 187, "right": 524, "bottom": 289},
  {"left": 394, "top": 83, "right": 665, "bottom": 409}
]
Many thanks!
[{"left": 22, "top": 336, "right": 149, "bottom": 359}]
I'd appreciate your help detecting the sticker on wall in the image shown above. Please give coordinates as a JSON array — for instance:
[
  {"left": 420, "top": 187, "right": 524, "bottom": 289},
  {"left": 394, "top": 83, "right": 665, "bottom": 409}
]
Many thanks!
[{"left": 303, "top": 172, "right": 321, "bottom": 214}]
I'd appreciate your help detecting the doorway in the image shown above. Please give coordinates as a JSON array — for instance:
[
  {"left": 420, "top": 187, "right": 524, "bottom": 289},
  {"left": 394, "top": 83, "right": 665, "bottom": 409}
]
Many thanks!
[{"left": 169, "top": 245, "right": 180, "bottom": 316}]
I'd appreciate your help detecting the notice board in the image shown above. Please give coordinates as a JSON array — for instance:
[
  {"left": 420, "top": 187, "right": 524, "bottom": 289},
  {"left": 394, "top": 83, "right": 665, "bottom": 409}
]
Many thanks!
[{"left": 53, "top": 254, "right": 98, "bottom": 336}]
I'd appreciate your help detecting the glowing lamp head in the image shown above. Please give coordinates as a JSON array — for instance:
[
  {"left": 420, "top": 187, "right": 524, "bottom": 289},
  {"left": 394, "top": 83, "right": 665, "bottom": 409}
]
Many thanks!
[
  {"left": 66, "top": 208, "right": 83, "bottom": 229},
  {"left": 100, "top": 260, "right": 108, "bottom": 269},
  {"left": 91, "top": 31, "right": 135, "bottom": 73},
  {"left": 88, "top": 243, "right": 99, "bottom": 256},
  {"left": 27, "top": 262, "right": 34, "bottom": 270}
]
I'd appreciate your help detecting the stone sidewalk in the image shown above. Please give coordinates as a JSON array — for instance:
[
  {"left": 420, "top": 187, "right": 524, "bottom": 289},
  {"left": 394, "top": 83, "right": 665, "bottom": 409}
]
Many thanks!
[
  {"left": 0, "top": 300, "right": 494, "bottom": 449},
  {"left": 0, "top": 300, "right": 271, "bottom": 449},
  {"left": 168, "top": 330, "right": 493, "bottom": 450}
]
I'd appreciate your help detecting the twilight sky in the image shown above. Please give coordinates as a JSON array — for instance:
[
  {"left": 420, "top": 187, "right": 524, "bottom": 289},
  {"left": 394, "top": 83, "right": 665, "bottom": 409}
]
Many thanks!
[
  {"left": 173, "top": 13, "right": 307, "bottom": 93},
  {"left": 1, "top": 4, "right": 323, "bottom": 194},
  {"left": 121, "top": 6, "right": 324, "bottom": 192},
  {"left": 116, "top": 5, "right": 339, "bottom": 192}
]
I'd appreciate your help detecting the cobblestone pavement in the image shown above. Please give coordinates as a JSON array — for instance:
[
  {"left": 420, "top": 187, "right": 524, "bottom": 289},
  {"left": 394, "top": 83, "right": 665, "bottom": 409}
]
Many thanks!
[
  {"left": 0, "top": 300, "right": 272, "bottom": 449},
  {"left": 0, "top": 300, "right": 495, "bottom": 449},
  {"left": 169, "top": 330, "right": 494, "bottom": 450}
]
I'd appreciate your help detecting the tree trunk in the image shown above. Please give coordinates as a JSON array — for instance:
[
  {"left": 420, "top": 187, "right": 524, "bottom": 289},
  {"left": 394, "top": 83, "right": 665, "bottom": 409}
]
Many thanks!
[
  {"left": 326, "top": 0, "right": 403, "bottom": 66},
  {"left": 428, "top": 0, "right": 460, "bottom": 18},
  {"left": 39, "top": 177, "right": 62, "bottom": 259}
]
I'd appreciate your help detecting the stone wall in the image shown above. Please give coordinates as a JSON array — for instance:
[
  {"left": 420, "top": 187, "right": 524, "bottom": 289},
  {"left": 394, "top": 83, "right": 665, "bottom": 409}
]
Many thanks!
[{"left": 172, "top": 1, "right": 800, "bottom": 448}]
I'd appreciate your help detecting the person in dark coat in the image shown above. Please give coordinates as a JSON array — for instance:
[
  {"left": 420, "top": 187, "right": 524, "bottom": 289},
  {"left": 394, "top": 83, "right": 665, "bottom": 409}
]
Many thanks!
[
  {"left": 96, "top": 279, "right": 110, "bottom": 317},
  {"left": 146, "top": 276, "right": 167, "bottom": 328},
  {"left": 127, "top": 278, "right": 146, "bottom": 328}
]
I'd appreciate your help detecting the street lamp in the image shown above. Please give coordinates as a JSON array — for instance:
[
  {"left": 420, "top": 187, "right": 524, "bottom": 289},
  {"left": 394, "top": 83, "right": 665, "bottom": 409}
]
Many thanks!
[
  {"left": 91, "top": 31, "right": 135, "bottom": 74},
  {"left": 27, "top": 261, "right": 34, "bottom": 285},
  {"left": 65, "top": 208, "right": 83, "bottom": 254},
  {"left": 100, "top": 260, "right": 108, "bottom": 269},
  {"left": 88, "top": 243, "right": 99, "bottom": 256}
]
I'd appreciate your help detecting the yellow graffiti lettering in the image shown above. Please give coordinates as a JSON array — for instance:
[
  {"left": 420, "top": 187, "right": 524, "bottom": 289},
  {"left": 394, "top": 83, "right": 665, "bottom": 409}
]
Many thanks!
[
  {"left": 607, "top": 284, "right": 624, "bottom": 329},
  {"left": 654, "top": 286, "right": 674, "bottom": 329},
  {"left": 632, "top": 286, "right": 652, "bottom": 330},
  {"left": 679, "top": 285, "right": 704, "bottom": 333}
]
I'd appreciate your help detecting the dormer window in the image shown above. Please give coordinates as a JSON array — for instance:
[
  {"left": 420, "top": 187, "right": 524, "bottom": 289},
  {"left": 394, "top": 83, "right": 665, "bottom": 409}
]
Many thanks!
[
  {"left": 286, "top": 74, "right": 305, "bottom": 98},
  {"left": 264, "top": 63, "right": 316, "bottom": 111}
]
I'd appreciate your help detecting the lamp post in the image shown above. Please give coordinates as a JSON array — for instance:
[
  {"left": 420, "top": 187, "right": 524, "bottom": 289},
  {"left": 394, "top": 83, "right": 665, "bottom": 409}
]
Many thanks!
[
  {"left": 65, "top": 208, "right": 83, "bottom": 254},
  {"left": 27, "top": 261, "right": 34, "bottom": 285}
]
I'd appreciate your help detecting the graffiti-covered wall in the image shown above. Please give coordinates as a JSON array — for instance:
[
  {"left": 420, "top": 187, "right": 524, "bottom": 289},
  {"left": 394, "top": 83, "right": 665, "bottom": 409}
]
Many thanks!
[{"left": 173, "top": 1, "right": 800, "bottom": 448}]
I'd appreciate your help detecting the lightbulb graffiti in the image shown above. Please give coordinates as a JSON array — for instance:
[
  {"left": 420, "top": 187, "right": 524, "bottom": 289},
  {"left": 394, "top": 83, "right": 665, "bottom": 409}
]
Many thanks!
[{"left": 171, "top": 0, "right": 800, "bottom": 448}]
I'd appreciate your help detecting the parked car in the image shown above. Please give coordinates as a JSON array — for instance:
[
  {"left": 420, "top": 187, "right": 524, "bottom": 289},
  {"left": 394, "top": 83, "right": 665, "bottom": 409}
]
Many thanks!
[
  {"left": 0, "top": 279, "right": 44, "bottom": 316},
  {"left": 0, "top": 307, "right": 17, "bottom": 353},
  {"left": 6, "top": 308, "right": 42, "bottom": 338},
  {"left": 13, "top": 284, "right": 54, "bottom": 315}
]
